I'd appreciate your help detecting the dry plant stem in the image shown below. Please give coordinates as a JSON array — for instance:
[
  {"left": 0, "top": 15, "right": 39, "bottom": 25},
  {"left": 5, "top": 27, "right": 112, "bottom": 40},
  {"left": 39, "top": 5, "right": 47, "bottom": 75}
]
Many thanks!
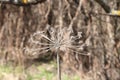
[
  {"left": 68, "top": 0, "right": 83, "bottom": 29},
  {"left": 57, "top": 49, "right": 61, "bottom": 80},
  {"left": 45, "top": 0, "right": 51, "bottom": 18},
  {"left": 58, "top": 0, "right": 63, "bottom": 79}
]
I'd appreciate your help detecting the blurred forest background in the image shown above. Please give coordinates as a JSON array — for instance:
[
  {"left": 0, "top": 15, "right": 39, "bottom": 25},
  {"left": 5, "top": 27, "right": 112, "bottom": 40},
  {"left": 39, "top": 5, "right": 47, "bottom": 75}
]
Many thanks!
[{"left": 0, "top": 0, "right": 120, "bottom": 80}]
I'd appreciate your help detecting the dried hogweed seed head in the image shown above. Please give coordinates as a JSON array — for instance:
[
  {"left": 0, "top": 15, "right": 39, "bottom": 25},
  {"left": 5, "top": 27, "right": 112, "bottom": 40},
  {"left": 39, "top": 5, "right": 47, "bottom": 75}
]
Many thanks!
[{"left": 25, "top": 26, "right": 89, "bottom": 58}]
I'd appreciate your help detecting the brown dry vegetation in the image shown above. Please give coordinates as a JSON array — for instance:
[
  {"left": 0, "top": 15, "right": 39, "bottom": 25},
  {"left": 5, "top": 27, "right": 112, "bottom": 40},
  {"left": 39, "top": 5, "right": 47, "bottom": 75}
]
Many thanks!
[{"left": 0, "top": 0, "right": 120, "bottom": 80}]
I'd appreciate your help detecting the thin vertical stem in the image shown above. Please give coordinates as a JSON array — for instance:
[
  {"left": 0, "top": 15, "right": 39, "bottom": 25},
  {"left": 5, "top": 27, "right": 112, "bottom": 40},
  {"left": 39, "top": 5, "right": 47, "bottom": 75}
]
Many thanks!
[
  {"left": 57, "top": 50, "right": 61, "bottom": 80},
  {"left": 68, "top": 0, "right": 83, "bottom": 30},
  {"left": 57, "top": 0, "right": 62, "bottom": 79}
]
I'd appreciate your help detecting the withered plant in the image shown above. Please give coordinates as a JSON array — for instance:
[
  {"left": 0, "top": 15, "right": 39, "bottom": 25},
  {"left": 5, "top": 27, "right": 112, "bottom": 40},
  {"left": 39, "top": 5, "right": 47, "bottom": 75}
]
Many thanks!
[{"left": 25, "top": 24, "right": 90, "bottom": 80}]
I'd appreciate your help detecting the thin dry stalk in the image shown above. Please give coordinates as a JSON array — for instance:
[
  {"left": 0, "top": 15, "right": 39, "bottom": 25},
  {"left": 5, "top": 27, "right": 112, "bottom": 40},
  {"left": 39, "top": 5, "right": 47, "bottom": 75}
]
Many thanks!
[{"left": 68, "top": 0, "right": 83, "bottom": 29}]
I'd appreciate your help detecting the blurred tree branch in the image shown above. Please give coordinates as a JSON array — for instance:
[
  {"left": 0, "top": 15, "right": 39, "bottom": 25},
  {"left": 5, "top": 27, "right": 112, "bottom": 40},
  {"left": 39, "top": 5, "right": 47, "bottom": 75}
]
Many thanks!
[{"left": 95, "top": 0, "right": 111, "bottom": 13}]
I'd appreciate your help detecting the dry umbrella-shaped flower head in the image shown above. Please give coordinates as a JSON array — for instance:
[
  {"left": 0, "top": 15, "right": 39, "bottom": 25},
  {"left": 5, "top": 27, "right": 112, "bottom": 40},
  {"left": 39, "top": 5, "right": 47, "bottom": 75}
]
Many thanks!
[
  {"left": 25, "top": 26, "right": 89, "bottom": 58},
  {"left": 25, "top": 26, "right": 90, "bottom": 80}
]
